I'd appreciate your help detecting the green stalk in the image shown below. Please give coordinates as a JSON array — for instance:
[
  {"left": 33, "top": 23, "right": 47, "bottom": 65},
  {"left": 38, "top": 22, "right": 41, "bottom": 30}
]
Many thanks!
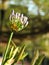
[{"left": 2, "top": 32, "right": 14, "bottom": 65}]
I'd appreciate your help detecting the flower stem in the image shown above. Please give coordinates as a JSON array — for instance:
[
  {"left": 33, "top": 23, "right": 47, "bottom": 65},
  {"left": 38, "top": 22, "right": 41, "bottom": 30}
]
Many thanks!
[{"left": 2, "top": 32, "right": 14, "bottom": 65}]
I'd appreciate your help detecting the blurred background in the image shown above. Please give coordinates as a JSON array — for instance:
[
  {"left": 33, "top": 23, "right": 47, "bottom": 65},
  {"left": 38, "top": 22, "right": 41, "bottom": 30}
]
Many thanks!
[{"left": 0, "top": 0, "right": 49, "bottom": 65}]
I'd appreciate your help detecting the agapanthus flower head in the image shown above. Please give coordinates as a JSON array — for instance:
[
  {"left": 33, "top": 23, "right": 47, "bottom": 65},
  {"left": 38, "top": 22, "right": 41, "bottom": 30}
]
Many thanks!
[{"left": 9, "top": 10, "right": 28, "bottom": 32}]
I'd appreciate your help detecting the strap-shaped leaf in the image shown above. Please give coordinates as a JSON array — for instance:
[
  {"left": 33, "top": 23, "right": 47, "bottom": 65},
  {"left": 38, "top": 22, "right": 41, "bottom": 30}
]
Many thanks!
[
  {"left": 35, "top": 55, "right": 44, "bottom": 65},
  {"left": 31, "top": 50, "right": 39, "bottom": 65},
  {"left": 21, "top": 52, "right": 28, "bottom": 60},
  {"left": 9, "top": 46, "right": 14, "bottom": 58}
]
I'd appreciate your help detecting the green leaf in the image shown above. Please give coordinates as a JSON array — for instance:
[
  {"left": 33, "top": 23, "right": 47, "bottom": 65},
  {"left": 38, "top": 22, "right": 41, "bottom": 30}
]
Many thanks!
[
  {"left": 21, "top": 53, "right": 28, "bottom": 60},
  {"left": 12, "top": 44, "right": 27, "bottom": 65},
  {"left": 9, "top": 46, "right": 14, "bottom": 58},
  {"left": 35, "top": 55, "right": 44, "bottom": 65},
  {"left": 31, "top": 50, "right": 39, "bottom": 65},
  {"left": 17, "top": 45, "right": 26, "bottom": 62},
  {"left": 12, "top": 47, "right": 19, "bottom": 59}
]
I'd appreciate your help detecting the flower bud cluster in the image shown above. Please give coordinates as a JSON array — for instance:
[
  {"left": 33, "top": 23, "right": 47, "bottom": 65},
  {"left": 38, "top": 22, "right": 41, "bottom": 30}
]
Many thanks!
[{"left": 9, "top": 10, "right": 28, "bottom": 31}]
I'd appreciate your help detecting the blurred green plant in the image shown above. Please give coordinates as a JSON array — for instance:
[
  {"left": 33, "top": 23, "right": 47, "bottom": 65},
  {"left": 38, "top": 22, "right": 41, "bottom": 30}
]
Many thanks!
[
  {"left": 1, "top": 8, "right": 49, "bottom": 65},
  {"left": 1, "top": 10, "right": 28, "bottom": 65},
  {"left": 31, "top": 33, "right": 49, "bottom": 65}
]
